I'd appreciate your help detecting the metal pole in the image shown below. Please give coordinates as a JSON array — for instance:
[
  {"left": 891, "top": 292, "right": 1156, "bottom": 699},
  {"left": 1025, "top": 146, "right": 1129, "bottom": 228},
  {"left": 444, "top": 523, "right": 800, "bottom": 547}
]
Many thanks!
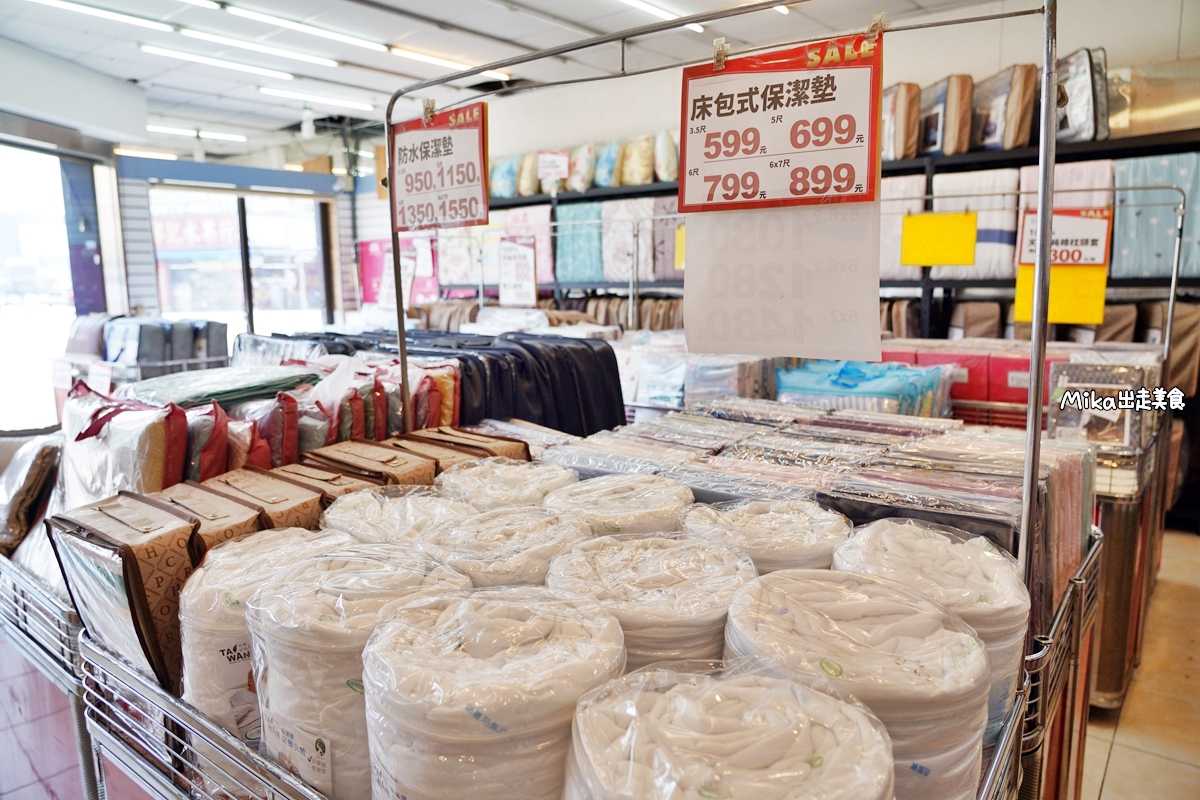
[
  {"left": 384, "top": 99, "right": 413, "bottom": 433},
  {"left": 1019, "top": 0, "right": 1057, "bottom": 575},
  {"left": 1163, "top": 201, "right": 1185, "bottom": 372},
  {"left": 236, "top": 196, "right": 255, "bottom": 335}
]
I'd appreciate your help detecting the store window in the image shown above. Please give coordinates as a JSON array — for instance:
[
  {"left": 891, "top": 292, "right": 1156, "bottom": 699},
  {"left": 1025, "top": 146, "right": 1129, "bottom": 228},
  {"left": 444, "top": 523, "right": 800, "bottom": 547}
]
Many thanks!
[{"left": 245, "top": 195, "right": 327, "bottom": 336}]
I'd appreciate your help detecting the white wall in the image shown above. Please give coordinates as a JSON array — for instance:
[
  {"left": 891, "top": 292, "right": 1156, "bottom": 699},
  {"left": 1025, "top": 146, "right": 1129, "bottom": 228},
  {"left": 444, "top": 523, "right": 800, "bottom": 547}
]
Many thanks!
[
  {"left": 0, "top": 37, "right": 146, "bottom": 143},
  {"left": 485, "top": 0, "right": 1200, "bottom": 159}
]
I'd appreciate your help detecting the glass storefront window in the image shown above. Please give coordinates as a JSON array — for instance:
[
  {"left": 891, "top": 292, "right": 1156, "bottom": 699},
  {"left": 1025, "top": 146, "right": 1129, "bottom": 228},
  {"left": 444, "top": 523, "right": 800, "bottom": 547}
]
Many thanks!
[{"left": 245, "top": 195, "right": 326, "bottom": 336}]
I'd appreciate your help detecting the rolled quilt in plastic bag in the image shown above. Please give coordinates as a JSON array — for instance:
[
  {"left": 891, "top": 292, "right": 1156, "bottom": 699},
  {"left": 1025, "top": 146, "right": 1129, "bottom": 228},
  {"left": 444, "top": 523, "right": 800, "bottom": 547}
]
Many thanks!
[
  {"left": 547, "top": 536, "right": 755, "bottom": 671},
  {"left": 362, "top": 586, "right": 625, "bottom": 800},
  {"left": 542, "top": 474, "right": 693, "bottom": 535},
  {"left": 725, "top": 570, "right": 991, "bottom": 800},
  {"left": 0, "top": 434, "right": 60, "bottom": 552},
  {"left": 247, "top": 544, "right": 471, "bottom": 800},
  {"left": 832, "top": 518, "right": 1029, "bottom": 743},
  {"left": 566, "top": 660, "right": 894, "bottom": 800},
  {"left": 322, "top": 487, "right": 476, "bottom": 544},
  {"left": 681, "top": 500, "right": 852, "bottom": 573},
  {"left": 436, "top": 457, "right": 578, "bottom": 509},
  {"left": 419, "top": 506, "right": 592, "bottom": 586}
]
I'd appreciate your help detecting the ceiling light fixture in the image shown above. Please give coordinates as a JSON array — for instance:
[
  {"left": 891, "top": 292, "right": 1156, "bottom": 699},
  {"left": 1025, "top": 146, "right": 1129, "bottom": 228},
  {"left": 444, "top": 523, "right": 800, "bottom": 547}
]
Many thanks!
[
  {"left": 147, "top": 124, "right": 197, "bottom": 137},
  {"left": 259, "top": 87, "right": 374, "bottom": 112},
  {"left": 225, "top": 7, "right": 387, "bottom": 52},
  {"left": 612, "top": 0, "right": 703, "bottom": 32},
  {"left": 180, "top": 29, "right": 339, "bottom": 67},
  {"left": 774, "top": 5, "right": 790, "bottom": 13},
  {"left": 283, "top": 164, "right": 304, "bottom": 172},
  {"left": 388, "top": 46, "right": 509, "bottom": 81},
  {"left": 199, "top": 130, "right": 248, "bottom": 142},
  {"left": 114, "top": 147, "right": 179, "bottom": 160},
  {"left": 175, "top": 0, "right": 219, "bottom": 8},
  {"left": 140, "top": 44, "right": 294, "bottom": 79},
  {"left": 25, "top": 0, "right": 174, "bottom": 31}
]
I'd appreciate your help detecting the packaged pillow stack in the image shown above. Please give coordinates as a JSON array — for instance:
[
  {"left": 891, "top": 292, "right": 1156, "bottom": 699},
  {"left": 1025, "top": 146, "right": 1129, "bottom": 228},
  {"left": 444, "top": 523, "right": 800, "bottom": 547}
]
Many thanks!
[
  {"left": 832, "top": 518, "right": 1030, "bottom": 744},
  {"left": 725, "top": 570, "right": 991, "bottom": 800},
  {"left": 322, "top": 487, "right": 476, "bottom": 544},
  {"left": 542, "top": 474, "right": 694, "bottom": 535},
  {"left": 566, "top": 661, "right": 895, "bottom": 800},
  {"left": 681, "top": 499, "right": 853, "bottom": 572},
  {"left": 436, "top": 457, "right": 579, "bottom": 509},
  {"left": 362, "top": 587, "right": 625, "bottom": 800},
  {"left": 546, "top": 536, "right": 756, "bottom": 670}
]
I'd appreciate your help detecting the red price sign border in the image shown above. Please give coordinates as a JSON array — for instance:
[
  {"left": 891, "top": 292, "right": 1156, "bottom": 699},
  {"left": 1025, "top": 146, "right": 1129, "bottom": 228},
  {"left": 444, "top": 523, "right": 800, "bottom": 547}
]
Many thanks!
[
  {"left": 390, "top": 101, "right": 490, "bottom": 233},
  {"left": 1017, "top": 206, "right": 1113, "bottom": 267},
  {"left": 678, "top": 33, "right": 883, "bottom": 214}
]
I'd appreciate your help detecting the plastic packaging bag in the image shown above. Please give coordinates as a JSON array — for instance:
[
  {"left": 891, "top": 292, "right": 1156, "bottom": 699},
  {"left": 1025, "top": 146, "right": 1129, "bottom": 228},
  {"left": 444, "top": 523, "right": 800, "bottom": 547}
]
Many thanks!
[
  {"left": 227, "top": 397, "right": 297, "bottom": 469},
  {"left": 362, "top": 586, "right": 625, "bottom": 800},
  {"left": 567, "top": 144, "right": 595, "bottom": 192},
  {"left": 620, "top": 135, "right": 654, "bottom": 186},
  {"left": 490, "top": 157, "right": 520, "bottom": 199},
  {"left": 184, "top": 401, "right": 228, "bottom": 482},
  {"left": 0, "top": 434, "right": 60, "bottom": 552},
  {"left": 681, "top": 499, "right": 852, "bottom": 573},
  {"left": 517, "top": 152, "right": 539, "bottom": 197},
  {"left": 322, "top": 487, "right": 476, "bottom": 544},
  {"left": 594, "top": 141, "right": 625, "bottom": 188},
  {"left": 436, "top": 457, "right": 578, "bottom": 509},
  {"left": 653, "top": 129, "right": 678, "bottom": 182},
  {"left": 542, "top": 474, "right": 693, "bottom": 535},
  {"left": 547, "top": 536, "right": 755, "bottom": 671}
]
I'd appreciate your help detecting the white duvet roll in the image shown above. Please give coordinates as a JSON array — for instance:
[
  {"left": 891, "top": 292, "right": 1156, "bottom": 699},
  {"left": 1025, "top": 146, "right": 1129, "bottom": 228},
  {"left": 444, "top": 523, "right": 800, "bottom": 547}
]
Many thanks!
[
  {"left": 436, "top": 457, "right": 579, "bottom": 509},
  {"left": 321, "top": 488, "right": 476, "bottom": 544},
  {"left": 419, "top": 506, "right": 592, "bottom": 586},
  {"left": 832, "top": 518, "right": 1030, "bottom": 743},
  {"left": 547, "top": 537, "right": 756, "bottom": 671},
  {"left": 247, "top": 544, "right": 471, "bottom": 800},
  {"left": 362, "top": 586, "right": 626, "bottom": 800},
  {"left": 681, "top": 500, "right": 853, "bottom": 573},
  {"left": 542, "top": 474, "right": 694, "bottom": 535},
  {"left": 566, "top": 662, "right": 895, "bottom": 800},
  {"left": 725, "top": 570, "right": 991, "bottom": 800}
]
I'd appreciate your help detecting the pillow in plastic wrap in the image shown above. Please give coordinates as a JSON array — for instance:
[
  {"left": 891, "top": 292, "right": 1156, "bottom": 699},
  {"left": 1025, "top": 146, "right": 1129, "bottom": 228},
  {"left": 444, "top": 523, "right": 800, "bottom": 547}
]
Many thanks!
[
  {"left": 322, "top": 487, "right": 476, "bottom": 544},
  {"left": 437, "top": 457, "right": 578, "bottom": 509},
  {"left": 567, "top": 144, "right": 595, "bottom": 193},
  {"left": 543, "top": 474, "right": 693, "bottom": 535},
  {"left": 620, "top": 135, "right": 654, "bottom": 186},
  {"left": 725, "top": 570, "right": 991, "bottom": 800},
  {"left": 227, "top": 396, "right": 298, "bottom": 469},
  {"left": 547, "top": 536, "right": 755, "bottom": 670},
  {"left": 184, "top": 402, "right": 228, "bottom": 482},
  {"left": 653, "top": 129, "right": 678, "bottom": 182},
  {"left": 0, "top": 434, "right": 60, "bottom": 553},
  {"left": 490, "top": 157, "right": 520, "bottom": 199},
  {"left": 419, "top": 506, "right": 592, "bottom": 586},
  {"left": 833, "top": 517, "right": 1030, "bottom": 743},
  {"left": 517, "top": 152, "right": 539, "bottom": 197},
  {"left": 247, "top": 544, "right": 471, "bottom": 800},
  {"left": 362, "top": 586, "right": 625, "bottom": 800},
  {"left": 681, "top": 499, "right": 852, "bottom": 573},
  {"left": 566, "top": 661, "right": 894, "bottom": 800},
  {"left": 594, "top": 141, "right": 625, "bottom": 188}
]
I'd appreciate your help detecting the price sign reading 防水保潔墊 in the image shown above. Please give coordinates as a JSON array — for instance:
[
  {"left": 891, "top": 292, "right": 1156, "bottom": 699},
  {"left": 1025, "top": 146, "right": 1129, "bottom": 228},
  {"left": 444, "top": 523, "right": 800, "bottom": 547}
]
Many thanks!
[
  {"left": 678, "top": 34, "right": 882, "bottom": 213},
  {"left": 391, "top": 102, "right": 488, "bottom": 232}
]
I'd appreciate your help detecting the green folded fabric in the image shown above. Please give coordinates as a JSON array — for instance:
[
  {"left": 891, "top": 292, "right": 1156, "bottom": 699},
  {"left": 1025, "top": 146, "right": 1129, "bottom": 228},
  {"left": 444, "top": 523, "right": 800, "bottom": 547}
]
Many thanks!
[{"left": 117, "top": 366, "right": 320, "bottom": 408}]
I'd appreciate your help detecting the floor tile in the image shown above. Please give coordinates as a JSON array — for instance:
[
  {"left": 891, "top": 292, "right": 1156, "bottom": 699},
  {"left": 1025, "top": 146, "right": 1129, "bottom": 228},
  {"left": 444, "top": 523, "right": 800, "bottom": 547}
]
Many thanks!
[
  {"left": 1099, "top": 743, "right": 1200, "bottom": 800},
  {"left": 1156, "top": 532, "right": 1200, "bottom": 589},
  {"left": 1088, "top": 707, "right": 1121, "bottom": 743},
  {"left": 1128, "top": 605, "right": 1200, "bottom": 704},
  {"left": 1080, "top": 734, "right": 1111, "bottom": 800},
  {"left": 1138, "top": 578, "right": 1200, "bottom": 623},
  {"left": 1113, "top": 681, "right": 1200, "bottom": 767}
]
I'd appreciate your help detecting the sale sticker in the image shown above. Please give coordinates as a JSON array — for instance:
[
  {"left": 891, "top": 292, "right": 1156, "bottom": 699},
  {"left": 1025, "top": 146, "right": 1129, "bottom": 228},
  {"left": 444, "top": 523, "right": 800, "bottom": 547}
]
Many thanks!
[
  {"left": 678, "top": 33, "right": 883, "bottom": 213},
  {"left": 1018, "top": 207, "right": 1112, "bottom": 266},
  {"left": 391, "top": 102, "right": 488, "bottom": 232}
]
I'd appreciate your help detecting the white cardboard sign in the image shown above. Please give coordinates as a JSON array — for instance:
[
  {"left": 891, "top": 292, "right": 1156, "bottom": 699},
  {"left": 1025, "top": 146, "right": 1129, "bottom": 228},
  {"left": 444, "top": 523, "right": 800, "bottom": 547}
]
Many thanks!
[{"left": 499, "top": 236, "right": 538, "bottom": 308}]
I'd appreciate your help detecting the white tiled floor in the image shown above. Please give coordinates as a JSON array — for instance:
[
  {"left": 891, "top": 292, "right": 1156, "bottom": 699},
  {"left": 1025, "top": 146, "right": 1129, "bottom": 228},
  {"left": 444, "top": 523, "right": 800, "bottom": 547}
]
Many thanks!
[{"left": 1080, "top": 531, "right": 1200, "bottom": 800}]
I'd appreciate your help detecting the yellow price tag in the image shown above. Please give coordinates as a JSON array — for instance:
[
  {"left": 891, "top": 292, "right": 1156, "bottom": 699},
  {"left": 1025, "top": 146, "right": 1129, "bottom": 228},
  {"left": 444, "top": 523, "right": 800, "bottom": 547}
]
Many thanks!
[
  {"left": 900, "top": 212, "right": 978, "bottom": 266},
  {"left": 1013, "top": 264, "right": 1108, "bottom": 325},
  {"left": 674, "top": 226, "right": 686, "bottom": 271}
]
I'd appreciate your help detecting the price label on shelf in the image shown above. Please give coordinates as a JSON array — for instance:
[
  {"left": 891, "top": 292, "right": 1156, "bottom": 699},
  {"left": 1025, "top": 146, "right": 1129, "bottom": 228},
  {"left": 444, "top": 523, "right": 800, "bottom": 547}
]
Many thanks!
[
  {"left": 678, "top": 34, "right": 882, "bottom": 213},
  {"left": 391, "top": 102, "right": 489, "bottom": 232},
  {"left": 1017, "top": 207, "right": 1112, "bottom": 266},
  {"left": 537, "top": 150, "right": 570, "bottom": 182},
  {"left": 499, "top": 236, "right": 537, "bottom": 308}
]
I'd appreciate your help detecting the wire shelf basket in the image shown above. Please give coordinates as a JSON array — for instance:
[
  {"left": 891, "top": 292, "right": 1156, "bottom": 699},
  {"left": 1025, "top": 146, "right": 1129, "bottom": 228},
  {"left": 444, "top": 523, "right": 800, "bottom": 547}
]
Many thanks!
[
  {"left": 0, "top": 553, "right": 85, "bottom": 694},
  {"left": 978, "top": 676, "right": 1028, "bottom": 800}
]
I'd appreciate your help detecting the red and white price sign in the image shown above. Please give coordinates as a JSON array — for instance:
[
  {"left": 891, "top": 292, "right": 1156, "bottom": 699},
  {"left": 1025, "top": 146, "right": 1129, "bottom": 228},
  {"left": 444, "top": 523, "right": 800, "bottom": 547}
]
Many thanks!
[
  {"left": 679, "top": 34, "right": 883, "bottom": 213},
  {"left": 1018, "top": 207, "right": 1113, "bottom": 266},
  {"left": 391, "top": 102, "right": 489, "bottom": 232},
  {"left": 499, "top": 236, "right": 537, "bottom": 308}
]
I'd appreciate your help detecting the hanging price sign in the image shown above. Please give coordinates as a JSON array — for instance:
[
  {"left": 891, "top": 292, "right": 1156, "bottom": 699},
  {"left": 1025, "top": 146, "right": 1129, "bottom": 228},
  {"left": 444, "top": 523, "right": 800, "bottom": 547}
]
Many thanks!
[
  {"left": 679, "top": 34, "right": 882, "bottom": 213},
  {"left": 391, "top": 102, "right": 489, "bottom": 232},
  {"left": 1017, "top": 207, "right": 1113, "bottom": 266}
]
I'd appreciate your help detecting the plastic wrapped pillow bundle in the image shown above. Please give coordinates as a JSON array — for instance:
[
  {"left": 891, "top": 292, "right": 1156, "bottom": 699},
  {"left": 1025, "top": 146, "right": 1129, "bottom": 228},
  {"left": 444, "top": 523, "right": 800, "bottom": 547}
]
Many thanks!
[
  {"left": 362, "top": 586, "right": 625, "bottom": 800},
  {"left": 436, "top": 457, "right": 578, "bottom": 509},
  {"left": 419, "top": 506, "right": 592, "bottom": 586},
  {"left": 725, "top": 570, "right": 991, "bottom": 800},
  {"left": 547, "top": 537, "right": 755, "bottom": 671},
  {"left": 542, "top": 474, "right": 694, "bottom": 535},
  {"left": 247, "top": 545, "right": 471, "bottom": 799},
  {"left": 566, "top": 661, "right": 895, "bottom": 800},
  {"left": 322, "top": 487, "right": 476, "bottom": 544},
  {"left": 832, "top": 518, "right": 1029, "bottom": 743},
  {"left": 681, "top": 500, "right": 853, "bottom": 573}
]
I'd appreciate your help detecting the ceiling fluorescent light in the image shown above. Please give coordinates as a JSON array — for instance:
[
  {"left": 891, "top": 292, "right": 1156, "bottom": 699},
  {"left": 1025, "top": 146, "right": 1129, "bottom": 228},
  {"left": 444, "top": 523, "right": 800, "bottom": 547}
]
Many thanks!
[
  {"left": 199, "top": 130, "right": 248, "bottom": 142},
  {"left": 259, "top": 87, "right": 374, "bottom": 112},
  {"left": 181, "top": 29, "right": 339, "bottom": 67},
  {"left": 225, "top": 7, "right": 387, "bottom": 52},
  {"left": 114, "top": 147, "right": 178, "bottom": 160},
  {"left": 613, "top": 0, "right": 703, "bottom": 32},
  {"left": 147, "top": 124, "right": 197, "bottom": 137},
  {"left": 774, "top": 5, "right": 789, "bottom": 13},
  {"left": 140, "top": 45, "right": 294, "bottom": 79},
  {"left": 25, "top": 0, "right": 174, "bottom": 32},
  {"left": 176, "top": 0, "right": 219, "bottom": 8},
  {"left": 283, "top": 164, "right": 304, "bottom": 172},
  {"left": 388, "top": 46, "right": 509, "bottom": 81}
]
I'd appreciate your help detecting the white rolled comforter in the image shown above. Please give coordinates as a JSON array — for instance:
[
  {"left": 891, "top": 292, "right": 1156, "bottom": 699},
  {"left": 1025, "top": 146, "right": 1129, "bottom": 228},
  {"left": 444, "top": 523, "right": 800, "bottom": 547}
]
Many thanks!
[
  {"left": 362, "top": 586, "right": 626, "bottom": 800},
  {"left": 681, "top": 500, "right": 852, "bottom": 572},
  {"left": 247, "top": 544, "right": 471, "bottom": 800},
  {"left": 542, "top": 474, "right": 694, "bottom": 535},
  {"left": 547, "top": 536, "right": 755, "bottom": 671},
  {"left": 832, "top": 518, "right": 1030, "bottom": 743},
  {"left": 566, "top": 663, "right": 894, "bottom": 800},
  {"left": 419, "top": 506, "right": 593, "bottom": 586},
  {"left": 725, "top": 570, "right": 991, "bottom": 800},
  {"left": 436, "top": 457, "right": 579, "bottom": 509},
  {"left": 321, "top": 488, "right": 476, "bottom": 544}
]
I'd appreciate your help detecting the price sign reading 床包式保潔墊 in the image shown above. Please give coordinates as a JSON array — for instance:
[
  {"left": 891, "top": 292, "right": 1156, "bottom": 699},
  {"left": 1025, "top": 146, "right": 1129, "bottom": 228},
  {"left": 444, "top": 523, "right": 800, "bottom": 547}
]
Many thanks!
[
  {"left": 391, "top": 102, "right": 489, "bottom": 232},
  {"left": 678, "top": 34, "right": 883, "bottom": 214}
]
